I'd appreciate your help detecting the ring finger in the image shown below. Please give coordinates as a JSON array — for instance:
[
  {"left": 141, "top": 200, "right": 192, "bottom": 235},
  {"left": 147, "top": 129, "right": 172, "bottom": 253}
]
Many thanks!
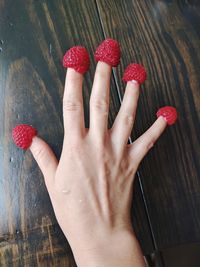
[{"left": 110, "top": 63, "right": 147, "bottom": 154}]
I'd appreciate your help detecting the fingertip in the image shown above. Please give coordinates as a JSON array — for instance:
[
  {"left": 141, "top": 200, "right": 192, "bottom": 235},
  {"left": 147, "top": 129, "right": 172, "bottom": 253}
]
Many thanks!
[
  {"left": 130, "top": 79, "right": 140, "bottom": 85},
  {"left": 125, "top": 80, "right": 140, "bottom": 94},
  {"left": 154, "top": 115, "right": 168, "bottom": 129},
  {"left": 30, "top": 136, "right": 58, "bottom": 164},
  {"left": 95, "top": 61, "right": 112, "bottom": 76},
  {"left": 147, "top": 116, "right": 168, "bottom": 142},
  {"left": 66, "top": 67, "right": 84, "bottom": 83},
  {"left": 29, "top": 136, "right": 46, "bottom": 152},
  {"left": 128, "top": 116, "right": 168, "bottom": 161}
]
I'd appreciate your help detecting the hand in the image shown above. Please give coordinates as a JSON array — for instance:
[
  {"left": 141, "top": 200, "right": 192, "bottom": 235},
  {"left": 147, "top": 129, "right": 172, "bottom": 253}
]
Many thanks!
[{"left": 14, "top": 39, "right": 177, "bottom": 267}]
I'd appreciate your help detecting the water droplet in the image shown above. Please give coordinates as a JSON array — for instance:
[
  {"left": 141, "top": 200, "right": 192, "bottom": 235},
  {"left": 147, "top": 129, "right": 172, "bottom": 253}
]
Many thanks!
[
  {"left": 0, "top": 40, "right": 3, "bottom": 45},
  {"left": 16, "top": 114, "right": 20, "bottom": 119},
  {"left": 9, "top": 157, "right": 14, "bottom": 163},
  {"left": 16, "top": 230, "right": 20, "bottom": 235},
  {"left": 0, "top": 47, "right": 2, "bottom": 53},
  {"left": 62, "top": 189, "right": 71, "bottom": 194}
]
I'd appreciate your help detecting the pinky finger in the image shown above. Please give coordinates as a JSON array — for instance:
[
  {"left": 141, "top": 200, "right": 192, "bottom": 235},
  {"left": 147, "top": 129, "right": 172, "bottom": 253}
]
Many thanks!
[{"left": 127, "top": 116, "right": 167, "bottom": 165}]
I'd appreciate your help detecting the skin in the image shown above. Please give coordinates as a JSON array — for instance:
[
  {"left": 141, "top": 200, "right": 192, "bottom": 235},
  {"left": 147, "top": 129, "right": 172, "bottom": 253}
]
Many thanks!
[{"left": 29, "top": 62, "right": 167, "bottom": 267}]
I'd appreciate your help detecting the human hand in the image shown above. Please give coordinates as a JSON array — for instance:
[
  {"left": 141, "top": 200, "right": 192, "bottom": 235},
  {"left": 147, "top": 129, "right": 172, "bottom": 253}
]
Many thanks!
[{"left": 13, "top": 39, "right": 177, "bottom": 267}]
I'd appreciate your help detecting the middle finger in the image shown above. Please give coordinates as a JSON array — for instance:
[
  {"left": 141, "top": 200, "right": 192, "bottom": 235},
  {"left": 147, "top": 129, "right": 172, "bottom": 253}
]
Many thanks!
[{"left": 89, "top": 39, "right": 121, "bottom": 142}]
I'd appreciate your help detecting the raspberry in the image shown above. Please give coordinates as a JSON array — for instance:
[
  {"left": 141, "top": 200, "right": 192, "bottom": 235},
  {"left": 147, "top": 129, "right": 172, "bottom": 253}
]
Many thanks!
[
  {"left": 94, "top": 38, "right": 121, "bottom": 67},
  {"left": 122, "top": 63, "right": 147, "bottom": 84},
  {"left": 156, "top": 106, "right": 178, "bottom": 125},
  {"left": 12, "top": 124, "right": 37, "bottom": 150},
  {"left": 63, "top": 46, "right": 90, "bottom": 74}
]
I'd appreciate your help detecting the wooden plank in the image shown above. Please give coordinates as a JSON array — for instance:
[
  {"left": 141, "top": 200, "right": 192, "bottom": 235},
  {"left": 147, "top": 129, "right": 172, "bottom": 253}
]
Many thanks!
[
  {"left": 96, "top": 0, "right": 200, "bottom": 249},
  {"left": 0, "top": 0, "right": 154, "bottom": 265}
]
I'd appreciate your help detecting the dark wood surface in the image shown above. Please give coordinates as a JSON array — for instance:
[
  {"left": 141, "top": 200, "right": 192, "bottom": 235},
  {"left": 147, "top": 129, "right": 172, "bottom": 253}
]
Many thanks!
[{"left": 0, "top": 0, "right": 199, "bottom": 266}]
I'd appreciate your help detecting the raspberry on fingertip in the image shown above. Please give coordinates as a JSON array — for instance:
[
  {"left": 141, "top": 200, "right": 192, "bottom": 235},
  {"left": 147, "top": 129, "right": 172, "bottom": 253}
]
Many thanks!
[
  {"left": 94, "top": 38, "right": 121, "bottom": 67},
  {"left": 122, "top": 63, "right": 147, "bottom": 84},
  {"left": 156, "top": 106, "right": 178, "bottom": 125},
  {"left": 63, "top": 46, "right": 90, "bottom": 74},
  {"left": 12, "top": 124, "right": 37, "bottom": 150}
]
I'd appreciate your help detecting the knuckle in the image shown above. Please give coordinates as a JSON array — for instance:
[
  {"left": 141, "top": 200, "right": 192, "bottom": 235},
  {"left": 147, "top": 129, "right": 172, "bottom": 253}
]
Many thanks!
[
  {"left": 68, "top": 141, "right": 83, "bottom": 155},
  {"left": 136, "top": 141, "right": 153, "bottom": 155},
  {"left": 63, "top": 99, "right": 82, "bottom": 112},
  {"left": 138, "top": 142, "right": 148, "bottom": 153},
  {"left": 147, "top": 140, "right": 155, "bottom": 150},
  {"left": 69, "top": 143, "right": 80, "bottom": 152},
  {"left": 94, "top": 141, "right": 106, "bottom": 159},
  {"left": 91, "top": 98, "right": 108, "bottom": 112},
  {"left": 98, "top": 145, "right": 105, "bottom": 158},
  {"left": 96, "top": 138, "right": 106, "bottom": 150}
]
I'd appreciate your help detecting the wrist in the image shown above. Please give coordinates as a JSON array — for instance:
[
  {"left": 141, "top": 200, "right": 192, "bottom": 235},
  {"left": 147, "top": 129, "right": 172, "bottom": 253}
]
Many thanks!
[{"left": 71, "top": 228, "right": 146, "bottom": 267}]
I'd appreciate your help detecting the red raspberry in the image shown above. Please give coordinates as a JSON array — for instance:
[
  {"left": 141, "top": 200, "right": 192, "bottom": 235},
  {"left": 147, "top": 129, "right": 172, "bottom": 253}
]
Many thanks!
[
  {"left": 122, "top": 63, "right": 147, "bottom": 84},
  {"left": 63, "top": 46, "right": 90, "bottom": 74},
  {"left": 12, "top": 124, "right": 37, "bottom": 150},
  {"left": 94, "top": 38, "right": 121, "bottom": 67},
  {"left": 156, "top": 106, "right": 178, "bottom": 125}
]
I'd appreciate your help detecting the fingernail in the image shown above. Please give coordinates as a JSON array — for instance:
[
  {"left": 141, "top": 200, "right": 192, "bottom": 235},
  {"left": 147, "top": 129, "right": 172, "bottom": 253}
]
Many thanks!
[
  {"left": 94, "top": 38, "right": 121, "bottom": 67},
  {"left": 130, "top": 79, "right": 139, "bottom": 85},
  {"left": 122, "top": 63, "right": 147, "bottom": 84},
  {"left": 12, "top": 124, "right": 37, "bottom": 150},
  {"left": 63, "top": 46, "right": 90, "bottom": 74},
  {"left": 156, "top": 106, "right": 178, "bottom": 125}
]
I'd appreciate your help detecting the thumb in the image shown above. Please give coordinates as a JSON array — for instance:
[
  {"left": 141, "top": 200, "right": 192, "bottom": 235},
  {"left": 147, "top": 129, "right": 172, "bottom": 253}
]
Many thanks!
[{"left": 30, "top": 136, "right": 58, "bottom": 189}]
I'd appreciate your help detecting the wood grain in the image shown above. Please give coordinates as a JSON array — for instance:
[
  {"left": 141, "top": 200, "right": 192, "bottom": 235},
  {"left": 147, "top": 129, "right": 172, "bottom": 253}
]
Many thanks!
[
  {"left": 96, "top": 0, "right": 200, "bottom": 249},
  {"left": 0, "top": 0, "right": 154, "bottom": 265}
]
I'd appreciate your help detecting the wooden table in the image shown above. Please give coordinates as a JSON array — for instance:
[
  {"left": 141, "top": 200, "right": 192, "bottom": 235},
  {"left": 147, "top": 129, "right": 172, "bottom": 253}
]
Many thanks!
[{"left": 0, "top": 0, "right": 199, "bottom": 266}]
